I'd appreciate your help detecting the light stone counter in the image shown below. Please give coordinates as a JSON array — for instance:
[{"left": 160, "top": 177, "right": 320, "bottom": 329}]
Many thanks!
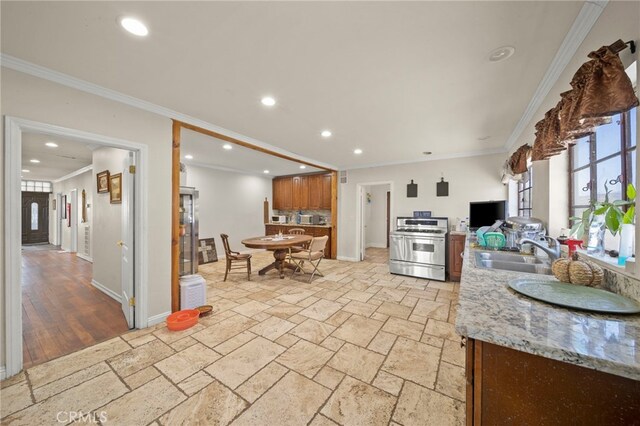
[{"left": 455, "top": 235, "right": 640, "bottom": 381}]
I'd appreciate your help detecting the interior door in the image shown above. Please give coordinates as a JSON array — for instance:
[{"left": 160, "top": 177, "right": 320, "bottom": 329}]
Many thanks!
[
  {"left": 21, "top": 192, "right": 50, "bottom": 244},
  {"left": 120, "top": 153, "right": 135, "bottom": 328}
]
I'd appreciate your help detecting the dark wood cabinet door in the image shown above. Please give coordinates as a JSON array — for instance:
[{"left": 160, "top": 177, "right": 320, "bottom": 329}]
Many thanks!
[
  {"left": 321, "top": 174, "right": 332, "bottom": 209},
  {"left": 449, "top": 234, "right": 465, "bottom": 282},
  {"left": 308, "top": 175, "right": 322, "bottom": 209},
  {"left": 22, "top": 192, "right": 50, "bottom": 244},
  {"left": 292, "top": 177, "right": 301, "bottom": 210},
  {"left": 280, "top": 177, "right": 293, "bottom": 210},
  {"left": 299, "top": 176, "right": 309, "bottom": 210}
]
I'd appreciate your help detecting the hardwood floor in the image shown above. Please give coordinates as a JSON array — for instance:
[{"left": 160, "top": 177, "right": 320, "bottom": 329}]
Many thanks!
[{"left": 21, "top": 247, "right": 129, "bottom": 368}]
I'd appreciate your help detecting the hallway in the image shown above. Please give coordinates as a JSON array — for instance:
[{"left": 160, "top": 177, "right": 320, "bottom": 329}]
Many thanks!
[{"left": 22, "top": 246, "right": 129, "bottom": 368}]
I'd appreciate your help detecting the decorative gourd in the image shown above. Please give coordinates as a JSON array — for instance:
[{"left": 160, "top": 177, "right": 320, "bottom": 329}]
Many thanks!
[{"left": 551, "top": 253, "right": 603, "bottom": 286}]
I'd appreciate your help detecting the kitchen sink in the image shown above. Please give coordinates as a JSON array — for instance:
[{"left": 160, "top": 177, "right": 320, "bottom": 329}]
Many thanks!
[{"left": 474, "top": 251, "right": 552, "bottom": 275}]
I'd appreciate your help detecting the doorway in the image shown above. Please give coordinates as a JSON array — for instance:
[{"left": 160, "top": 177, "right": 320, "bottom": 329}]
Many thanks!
[
  {"left": 21, "top": 192, "right": 49, "bottom": 244},
  {"left": 4, "top": 116, "right": 150, "bottom": 378},
  {"left": 357, "top": 181, "right": 393, "bottom": 261}
]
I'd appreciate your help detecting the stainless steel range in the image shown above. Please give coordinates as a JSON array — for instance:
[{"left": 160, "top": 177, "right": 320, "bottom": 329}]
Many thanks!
[{"left": 389, "top": 217, "right": 448, "bottom": 281}]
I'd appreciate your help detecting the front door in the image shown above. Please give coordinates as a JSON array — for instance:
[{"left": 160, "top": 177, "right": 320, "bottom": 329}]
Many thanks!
[{"left": 21, "top": 192, "right": 50, "bottom": 244}]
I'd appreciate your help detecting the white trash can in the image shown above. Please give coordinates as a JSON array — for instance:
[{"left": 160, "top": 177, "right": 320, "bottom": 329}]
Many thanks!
[{"left": 179, "top": 274, "right": 206, "bottom": 310}]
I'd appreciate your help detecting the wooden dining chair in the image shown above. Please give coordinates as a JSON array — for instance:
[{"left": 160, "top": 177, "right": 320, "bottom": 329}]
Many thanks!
[
  {"left": 289, "top": 236, "right": 328, "bottom": 282},
  {"left": 287, "top": 228, "right": 308, "bottom": 255},
  {"left": 288, "top": 228, "right": 305, "bottom": 235},
  {"left": 220, "top": 234, "right": 251, "bottom": 281}
]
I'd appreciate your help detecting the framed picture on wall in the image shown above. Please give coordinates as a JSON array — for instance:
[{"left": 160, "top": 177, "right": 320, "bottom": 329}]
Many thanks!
[
  {"left": 97, "top": 170, "right": 110, "bottom": 193},
  {"left": 110, "top": 173, "right": 122, "bottom": 204}
]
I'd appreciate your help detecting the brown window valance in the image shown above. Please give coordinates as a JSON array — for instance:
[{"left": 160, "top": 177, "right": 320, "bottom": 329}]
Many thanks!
[
  {"left": 531, "top": 39, "right": 638, "bottom": 161},
  {"left": 508, "top": 144, "right": 532, "bottom": 174}
]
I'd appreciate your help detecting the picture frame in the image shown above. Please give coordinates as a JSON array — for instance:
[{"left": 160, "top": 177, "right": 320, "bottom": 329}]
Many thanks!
[
  {"left": 110, "top": 173, "right": 122, "bottom": 204},
  {"left": 198, "top": 238, "right": 218, "bottom": 264},
  {"left": 97, "top": 170, "right": 110, "bottom": 193}
]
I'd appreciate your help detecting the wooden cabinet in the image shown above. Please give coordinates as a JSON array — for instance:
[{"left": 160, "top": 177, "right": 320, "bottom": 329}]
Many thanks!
[
  {"left": 274, "top": 173, "right": 331, "bottom": 211},
  {"left": 265, "top": 225, "right": 333, "bottom": 259},
  {"left": 272, "top": 177, "right": 293, "bottom": 210},
  {"left": 465, "top": 338, "right": 640, "bottom": 425},
  {"left": 292, "top": 176, "right": 309, "bottom": 210},
  {"left": 321, "top": 174, "right": 332, "bottom": 209},
  {"left": 308, "top": 175, "right": 323, "bottom": 209},
  {"left": 449, "top": 234, "right": 465, "bottom": 282}
]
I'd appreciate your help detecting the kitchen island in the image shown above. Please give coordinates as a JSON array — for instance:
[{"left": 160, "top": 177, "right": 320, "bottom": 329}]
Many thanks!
[{"left": 455, "top": 234, "right": 640, "bottom": 425}]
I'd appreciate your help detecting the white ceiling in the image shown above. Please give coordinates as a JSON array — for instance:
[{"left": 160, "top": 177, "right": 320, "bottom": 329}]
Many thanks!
[
  {"left": 21, "top": 132, "right": 93, "bottom": 181},
  {"left": 2, "top": 1, "right": 585, "bottom": 169},
  {"left": 182, "top": 128, "right": 324, "bottom": 177}
]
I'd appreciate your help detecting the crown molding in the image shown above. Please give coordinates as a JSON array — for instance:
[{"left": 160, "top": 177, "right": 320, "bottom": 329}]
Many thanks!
[
  {"left": 53, "top": 164, "right": 93, "bottom": 183},
  {"left": 343, "top": 147, "right": 508, "bottom": 171},
  {"left": 0, "top": 53, "right": 338, "bottom": 171},
  {"left": 503, "top": 0, "right": 608, "bottom": 151}
]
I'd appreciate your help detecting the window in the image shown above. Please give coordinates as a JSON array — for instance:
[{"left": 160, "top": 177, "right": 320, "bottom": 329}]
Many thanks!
[
  {"left": 21, "top": 180, "right": 52, "bottom": 193},
  {"left": 517, "top": 170, "right": 533, "bottom": 217},
  {"left": 569, "top": 108, "right": 637, "bottom": 218}
]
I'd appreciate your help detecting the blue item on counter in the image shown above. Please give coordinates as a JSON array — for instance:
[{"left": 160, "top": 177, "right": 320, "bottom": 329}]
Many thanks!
[
  {"left": 476, "top": 226, "right": 491, "bottom": 247},
  {"left": 484, "top": 232, "right": 506, "bottom": 249}
]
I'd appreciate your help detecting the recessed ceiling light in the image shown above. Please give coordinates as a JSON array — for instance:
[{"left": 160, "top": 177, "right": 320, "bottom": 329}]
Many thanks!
[
  {"left": 261, "top": 96, "right": 276, "bottom": 107},
  {"left": 45, "top": 142, "right": 58, "bottom": 148},
  {"left": 354, "top": 149, "right": 363, "bottom": 155},
  {"left": 422, "top": 151, "right": 432, "bottom": 155},
  {"left": 300, "top": 165, "right": 306, "bottom": 169},
  {"left": 321, "top": 130, "right": 332, "bottom": 138},
  {"left": 120, "top": 17, "right": 149, "bottom": 37},
  {"left": 263, "top": 170, "right": 270, "bottom": 174},
  {"left": 184, "top": 154, "right": 193, "bottom": 160},
  {"left": 488, "top": 46, "right": 515, "bottom": 62},
  {"left": 22, "top": 169, "right": 30, "bottom": 173},
  {"left": 30, "top": 159, "right": 40, "bottom": 163},
  {"left": 222, "top": 144, "right": 233, "bottom": 150}
]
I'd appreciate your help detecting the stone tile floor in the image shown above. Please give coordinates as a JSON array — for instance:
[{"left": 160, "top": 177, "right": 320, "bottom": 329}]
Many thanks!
[{"left": 1, "top": 248, "right": 465, "bottom": 425}]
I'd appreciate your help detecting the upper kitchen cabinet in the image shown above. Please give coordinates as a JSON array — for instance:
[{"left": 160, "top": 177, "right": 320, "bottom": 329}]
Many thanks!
[
  {"left": 274, "top": 173, "right": 332, "bottom": 211},
  {"left": 292, "top": 176, "right": 309, "bottom": 210},
  {"left": 272, "top": 176, "right": 293, "bottom": 210}
]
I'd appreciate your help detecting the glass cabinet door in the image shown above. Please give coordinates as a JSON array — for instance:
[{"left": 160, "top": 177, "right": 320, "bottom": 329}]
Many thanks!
[{"left": 179, "top": 189, "right": 198, "bottom": 276}]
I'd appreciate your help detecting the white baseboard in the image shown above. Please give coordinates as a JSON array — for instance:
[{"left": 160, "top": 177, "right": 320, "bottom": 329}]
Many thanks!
[
  {"left": 337, "top": 256, "right": 359, "bottom": 262},
  {"left": 0, "top": 366, "right": 6, "bottom": 380},
  {"left": 366, "top": 242, "right": 387, "bottom": 248},
  {"left": 76, "top": 253, "right": 93, "bottom": 263},
  {"left": 148, "top": 311, "right": 170, "bottom": 326},
  {"left": 91, "top": 279, "right": 121, "bottom": 303}
]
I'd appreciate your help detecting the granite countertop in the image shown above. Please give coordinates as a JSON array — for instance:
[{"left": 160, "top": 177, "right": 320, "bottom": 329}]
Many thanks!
[
  {"left": 455, "top": 235, "right": 640, "bottom": 381},
  {"left": 267, "top": 223, "right": 331, "bottom": 228}
]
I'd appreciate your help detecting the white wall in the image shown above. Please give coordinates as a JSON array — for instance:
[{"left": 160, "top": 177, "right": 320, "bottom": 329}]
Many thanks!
[
  {"left": 1, "top": 68, "right": 173, "bottom": 367},
  {"left": 52, "top": 169, "right": 93, "bottom": 256},
  {"left": 338, "top": 153, "right": 507, "bottom": 260},
  {"left": 364, "top": 184, "right": 389, "bottom": 248},
  {"left": 92, "top": 147, "right": 130, "bottom": 297},
  {"left": 185, "top": 165, "right": 272, "bottom": 257}
]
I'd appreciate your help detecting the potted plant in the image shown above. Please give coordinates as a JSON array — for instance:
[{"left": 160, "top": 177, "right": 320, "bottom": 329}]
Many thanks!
[{"left": 570, "top": 182, "right": 635, "bottom": 259}]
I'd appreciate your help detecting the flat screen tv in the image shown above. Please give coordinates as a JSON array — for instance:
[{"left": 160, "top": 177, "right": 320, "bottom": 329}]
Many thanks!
[{"left": 469, "top": 200, "right": 508, "bottom": 229}]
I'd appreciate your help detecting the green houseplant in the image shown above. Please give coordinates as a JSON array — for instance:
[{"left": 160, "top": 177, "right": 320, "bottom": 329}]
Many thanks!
[{"left": 570, "top": 182, "right": 636, "bottom": 239}]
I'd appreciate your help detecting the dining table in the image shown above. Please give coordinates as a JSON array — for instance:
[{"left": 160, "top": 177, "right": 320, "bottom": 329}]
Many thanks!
[{"left": 241, "top": 234, "right": 313, "bottom": 278}]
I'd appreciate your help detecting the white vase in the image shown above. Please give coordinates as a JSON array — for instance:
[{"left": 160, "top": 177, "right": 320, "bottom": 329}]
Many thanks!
[{"left": 618, "top": 223, "right": 635, "bottom": 266}]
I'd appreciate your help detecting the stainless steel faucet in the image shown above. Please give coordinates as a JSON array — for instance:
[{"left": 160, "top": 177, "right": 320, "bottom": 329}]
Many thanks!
[{"left": 518, "top": 236, "right": 561, "bottom": 261}]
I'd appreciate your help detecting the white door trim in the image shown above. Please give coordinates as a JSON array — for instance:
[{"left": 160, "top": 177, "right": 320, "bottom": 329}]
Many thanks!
[
  {"left": 3, "top": 116, "right": 150, "bottom": 378},
  {"left": 355, "top": 181, "right": 394, "bottom": 262}
]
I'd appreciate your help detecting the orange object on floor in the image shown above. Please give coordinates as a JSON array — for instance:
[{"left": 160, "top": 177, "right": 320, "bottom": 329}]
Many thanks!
[{"left": 166, "top": 309, "right": 199, "bottom": 331}]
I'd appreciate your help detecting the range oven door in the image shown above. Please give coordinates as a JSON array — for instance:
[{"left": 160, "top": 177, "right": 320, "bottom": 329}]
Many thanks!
[
  {"left": 404, "top": 236, "right": 445, "bottom": 266},
  {"left": 389, "top": 233, "right": 404, "bottom": 261}
]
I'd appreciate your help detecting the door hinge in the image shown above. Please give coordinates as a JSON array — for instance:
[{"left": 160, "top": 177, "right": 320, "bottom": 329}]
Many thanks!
[
  {"left": 129, "top": 296, "right": 135, "bottom": 306},
  {"left": 129, "top": 165, "right": 136, "bottom": 174}
]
